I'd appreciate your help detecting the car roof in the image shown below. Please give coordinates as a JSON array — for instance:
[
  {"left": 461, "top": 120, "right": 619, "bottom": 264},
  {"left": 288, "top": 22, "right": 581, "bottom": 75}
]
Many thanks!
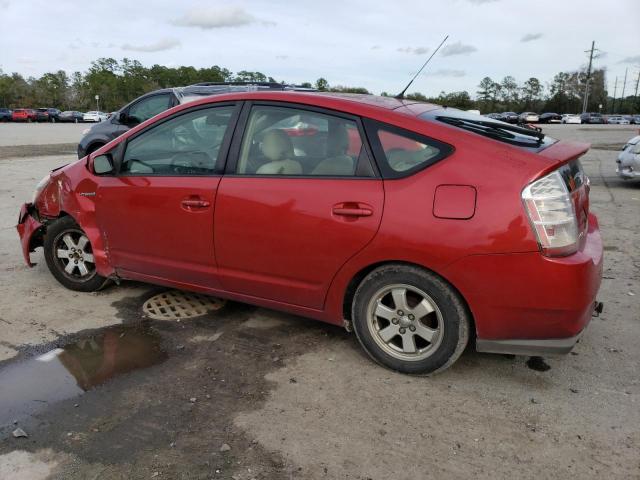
[{"left": 180, "top": 90, "right": 441, "bottom": 116}]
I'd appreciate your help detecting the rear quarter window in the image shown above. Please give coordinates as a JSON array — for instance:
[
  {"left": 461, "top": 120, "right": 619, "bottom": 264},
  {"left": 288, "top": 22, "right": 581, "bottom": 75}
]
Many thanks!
[{"left": 363, "top": 119, "right": 453, "bottom": 179}]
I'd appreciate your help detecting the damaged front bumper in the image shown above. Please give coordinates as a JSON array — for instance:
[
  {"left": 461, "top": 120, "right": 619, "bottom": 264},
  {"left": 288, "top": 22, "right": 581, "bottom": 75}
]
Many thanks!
[{"left": 16, "top": 203, "right": 43, "bottom": 267}]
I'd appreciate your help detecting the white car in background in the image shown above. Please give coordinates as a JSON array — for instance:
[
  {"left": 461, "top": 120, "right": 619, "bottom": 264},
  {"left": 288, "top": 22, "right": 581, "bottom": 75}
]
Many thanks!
[
  {"left": 606, "top": 115, "right": 631, "bottom": 125},
  {"left": 617, "top": 135, "right": 640, "bottom": 179},
  {"left": 518, "top": 112, "right": 539, "bottom": 123},
  {"left": 561, "top": 114, "right": 581, "bottom": 124},
  {"left": 83, "top": 111, "right": 108, "bottom": 122}
]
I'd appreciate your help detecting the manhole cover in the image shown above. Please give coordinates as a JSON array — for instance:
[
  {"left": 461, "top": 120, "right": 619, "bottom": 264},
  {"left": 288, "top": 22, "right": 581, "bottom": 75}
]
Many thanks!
[{"left": 142, "top": 290, "right": 226, "bottom": 320}]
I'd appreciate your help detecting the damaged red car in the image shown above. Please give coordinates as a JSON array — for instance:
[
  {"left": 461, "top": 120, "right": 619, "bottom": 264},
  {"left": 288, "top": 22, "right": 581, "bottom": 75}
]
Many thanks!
[{"left": 17, "top": 91, "right": 603, "bottom": 374}]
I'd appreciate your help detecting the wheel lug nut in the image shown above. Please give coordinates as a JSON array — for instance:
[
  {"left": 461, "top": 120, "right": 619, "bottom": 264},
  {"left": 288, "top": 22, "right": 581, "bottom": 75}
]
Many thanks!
[
  {"left": 391, "top": 318, "right": 398, "bottom": 325},
  {"left": 399, "top": 328, "right": 406, "bottom": 334},
  {"left": 74, "top": 260, "right": 78, "bottom": 264},
  {"left": 408, "top": 314, "right": 415, "bottom": 320},
  {"left": 397, "top": 310, "right": 404, "bottom": 316},
  {"left": 409, "top": 325, "right": 416, "bottom": 332}
]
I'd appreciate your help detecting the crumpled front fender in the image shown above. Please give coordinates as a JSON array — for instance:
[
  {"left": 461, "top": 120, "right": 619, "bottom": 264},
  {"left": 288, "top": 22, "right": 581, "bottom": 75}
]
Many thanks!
[{"left": 16, "top": 203, "right": 43, "bottom": 267}]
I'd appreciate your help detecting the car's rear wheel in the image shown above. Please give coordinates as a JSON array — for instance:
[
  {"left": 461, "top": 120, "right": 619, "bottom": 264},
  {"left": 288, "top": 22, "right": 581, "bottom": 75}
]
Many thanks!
[
  {"left": 44, "top": 216, "right": 107, "bottom": 292},
  {"left": 352, "top": 265, "right": 469, "bottom": 375}
]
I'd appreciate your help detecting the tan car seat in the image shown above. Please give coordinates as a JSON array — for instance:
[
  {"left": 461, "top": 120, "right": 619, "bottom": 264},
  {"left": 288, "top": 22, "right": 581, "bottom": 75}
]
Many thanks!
[
  {"left": 311, "top": 125, "right": 354, "bottom": 175},
  {"left": 256, "top": 130, "right": 303, "bottom": 175}
]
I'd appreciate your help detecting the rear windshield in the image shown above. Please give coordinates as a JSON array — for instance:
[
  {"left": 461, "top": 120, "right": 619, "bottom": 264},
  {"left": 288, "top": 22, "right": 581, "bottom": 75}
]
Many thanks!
[{"left": 419, "top": 108, "right": 556, "bottom": 151}]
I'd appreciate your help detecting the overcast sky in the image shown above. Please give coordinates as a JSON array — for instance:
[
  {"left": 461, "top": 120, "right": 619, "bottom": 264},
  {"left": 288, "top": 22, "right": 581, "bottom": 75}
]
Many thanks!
[{"left": 1, "top": 0, "right": 639, "bottom": 97}]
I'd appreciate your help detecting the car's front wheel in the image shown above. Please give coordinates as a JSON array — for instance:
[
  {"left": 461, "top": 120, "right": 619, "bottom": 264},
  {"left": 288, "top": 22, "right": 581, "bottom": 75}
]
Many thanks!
[
  {"left": 352, "top": 265, "right": 470, "bottom": 375},
  {"left": 44, "top": 216, "right": 107, "bottom": 292}
]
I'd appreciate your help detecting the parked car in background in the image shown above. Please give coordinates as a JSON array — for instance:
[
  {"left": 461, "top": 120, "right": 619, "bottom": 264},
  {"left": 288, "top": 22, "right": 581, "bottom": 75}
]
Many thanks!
[
  {"left": 83, "top": 111, "right": 109, "bottom": 122},
  {"left": 484, "top": 113, "right": 502, "bottom": 120},
  {"left": 35, "top": 108, "right": 61, "bottom": 122},
  {"left": 606, "top": 115, "right": 630, "bottom": 125},
  {"left": 0, "top": 108, "right": 11, "bottom": 122},
  {"left": 500, "top": 112, "right": 519, "bottom": 123},
  {"left": 616, "top": 135, "right": 640, "bottom": 179},
  {"left": 538, "top": 112, "right": 562, "bottom": 124},
  {"left": 580, "top": 112, "right": 604, "bottom": 124},
  {"left": 561, "top": 114, "right": 581, "bottom": 124},
  {"left": 518, "top": 112, "right": 539, "bottom": 123},
  {"left": 59, "top": 111, "right": 85, "bottom": 123},
  {"left": 630, "top": 115, "right": 640, "bottom": 125},
  {"left": 78, "top": 82, "right": 314, "bottom": 157},
  {"left": 19, "top": 91, "right": 603, "bottom": 375},
  {"left": 11, "top": 108, "right": 38, "bottom": 122}
]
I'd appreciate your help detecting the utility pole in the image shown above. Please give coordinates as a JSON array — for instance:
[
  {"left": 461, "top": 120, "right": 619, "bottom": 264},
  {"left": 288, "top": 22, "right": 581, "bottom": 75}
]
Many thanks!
[
  {"left": 634, "top": 69, "right": 640, "bottom": 113},
  {"left": 612, "top": 77, "right": 618, "bottom": 114},
  {"left": 582, "top": 41, "right": 597, "bottom": 114},
  {"left": 619, "top": 68, "right": 628, "bottom": 114}
]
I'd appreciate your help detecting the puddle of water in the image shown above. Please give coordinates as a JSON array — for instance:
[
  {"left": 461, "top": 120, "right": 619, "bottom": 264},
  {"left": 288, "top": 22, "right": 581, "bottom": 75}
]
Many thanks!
[{"left": 0, "top": 324, "right": 167, "bottom": 428}]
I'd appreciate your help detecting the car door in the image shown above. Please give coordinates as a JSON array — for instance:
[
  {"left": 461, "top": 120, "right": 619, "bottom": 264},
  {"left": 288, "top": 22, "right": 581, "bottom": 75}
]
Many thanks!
[
  {"left": 214, "top": 102, "right": 384, "bottom": 309},
  {"left": 95, "top": 103, "right": 239, "bottom": 287}
]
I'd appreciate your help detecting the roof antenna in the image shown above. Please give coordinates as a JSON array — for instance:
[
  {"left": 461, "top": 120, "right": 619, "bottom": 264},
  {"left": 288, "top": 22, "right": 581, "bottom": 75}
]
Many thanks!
[{"left": 395, "top": 35, "right": 449, "bottom": 99}]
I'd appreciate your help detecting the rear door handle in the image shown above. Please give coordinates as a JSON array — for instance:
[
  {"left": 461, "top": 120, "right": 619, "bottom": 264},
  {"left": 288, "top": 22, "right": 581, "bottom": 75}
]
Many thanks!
[
  {"left": 181, "top": 198, "right": 211, "bottom": 211},
  {"left": 332, "top": 203, "right": 373, "bottom": 217}
]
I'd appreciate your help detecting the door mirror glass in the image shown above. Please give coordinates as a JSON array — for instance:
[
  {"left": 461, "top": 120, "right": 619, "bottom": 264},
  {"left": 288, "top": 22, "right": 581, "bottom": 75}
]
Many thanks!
[{"left": 93, "top": 154, "right": 114, "bottom": 174}]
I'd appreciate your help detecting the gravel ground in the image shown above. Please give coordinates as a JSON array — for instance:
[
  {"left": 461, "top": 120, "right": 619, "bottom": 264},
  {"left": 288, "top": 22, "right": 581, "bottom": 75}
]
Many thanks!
[{"left": 0, "top": 123, "right": 638, "bottom": 479}]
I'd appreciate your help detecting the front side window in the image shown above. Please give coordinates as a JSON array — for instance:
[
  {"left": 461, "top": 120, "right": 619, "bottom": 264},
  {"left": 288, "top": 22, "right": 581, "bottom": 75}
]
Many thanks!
[
  {"left": 236, "top": 105, "right": 374, "bottom": 177},
  {"left": 121, "top": 106, "right": 235, "bottom": 176},
  {"left": 127, "top": 94, "right": 172, "bottom": 123}
]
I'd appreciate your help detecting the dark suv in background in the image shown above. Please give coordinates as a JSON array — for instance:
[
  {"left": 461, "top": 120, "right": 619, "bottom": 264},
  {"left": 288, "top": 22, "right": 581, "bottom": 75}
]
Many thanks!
[
  {"left": 36, "top": 108, "right": 61, "bottom": 122},
  {"left": 580, "top": 112, "right": 604, "bottom": 124},
  {"left": 77, "top": 82, "right": 315, "bottom": 158},
  {"left": 0, "top": 108, "right": 11, "bottom": 122}
]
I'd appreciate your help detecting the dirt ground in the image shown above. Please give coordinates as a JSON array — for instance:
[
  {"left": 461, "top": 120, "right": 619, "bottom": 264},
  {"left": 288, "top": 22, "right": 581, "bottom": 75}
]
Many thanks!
[{"left": 0, "top": 124, "right": 638, "bottom": 479}]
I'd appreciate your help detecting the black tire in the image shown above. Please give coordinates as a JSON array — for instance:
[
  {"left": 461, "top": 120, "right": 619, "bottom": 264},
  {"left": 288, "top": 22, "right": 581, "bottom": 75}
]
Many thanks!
[
  {"left": 44, "top": 216, "right": 107, "bottom": 292},
  {"left": 351, "top": 264, "right": 470, "bottom": 375},
  {"left": 86, "top": 143, "right": 104, "bottom": 155}
]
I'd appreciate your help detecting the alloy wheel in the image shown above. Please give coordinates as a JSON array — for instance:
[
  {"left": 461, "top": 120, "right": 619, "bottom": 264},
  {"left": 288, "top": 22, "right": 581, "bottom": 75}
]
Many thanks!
[
  {"left": 53, "top": 229, "right": 97, "bottom": 281},
  {"left": 366, "top": 284, "right": 444, "bottom": 361}
]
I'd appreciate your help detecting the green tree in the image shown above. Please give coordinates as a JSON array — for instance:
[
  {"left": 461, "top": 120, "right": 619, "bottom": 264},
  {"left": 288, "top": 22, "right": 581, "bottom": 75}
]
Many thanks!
[{"left": 315, "top": 77, "right": 329, "bottom": 91}]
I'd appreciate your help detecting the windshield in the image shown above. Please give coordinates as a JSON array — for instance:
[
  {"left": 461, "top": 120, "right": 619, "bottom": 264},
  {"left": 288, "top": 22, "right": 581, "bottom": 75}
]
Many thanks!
[{"left": 419, "top": 108, "right": 556, "bottom": 151}]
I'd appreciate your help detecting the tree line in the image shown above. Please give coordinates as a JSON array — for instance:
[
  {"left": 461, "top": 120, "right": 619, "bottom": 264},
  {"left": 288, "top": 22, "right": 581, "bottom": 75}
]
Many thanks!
[{"left": 0, "top": 57, "right": 637, "bottom": 114}]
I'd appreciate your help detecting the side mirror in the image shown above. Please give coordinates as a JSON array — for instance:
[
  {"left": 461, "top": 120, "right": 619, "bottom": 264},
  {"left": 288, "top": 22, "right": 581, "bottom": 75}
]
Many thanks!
[{"left": 93, "top": 154, "right": 114, "bottom": 175}]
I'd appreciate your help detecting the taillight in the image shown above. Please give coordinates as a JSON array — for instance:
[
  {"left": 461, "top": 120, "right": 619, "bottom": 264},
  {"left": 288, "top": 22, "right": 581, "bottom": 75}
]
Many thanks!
[{"left": 522, "top": 169, "right": 579, "bottom": 257}]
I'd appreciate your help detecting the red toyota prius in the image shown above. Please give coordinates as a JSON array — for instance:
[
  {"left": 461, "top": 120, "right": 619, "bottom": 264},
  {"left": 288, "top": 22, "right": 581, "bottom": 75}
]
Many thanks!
[{"left": 17, "top": 91, "right": 603, "bottom": 374}]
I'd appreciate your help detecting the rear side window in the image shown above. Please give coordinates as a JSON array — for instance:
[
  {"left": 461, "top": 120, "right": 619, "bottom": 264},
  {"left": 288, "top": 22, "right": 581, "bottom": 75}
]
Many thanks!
[
  {"left": 364, "top": 120, "right": 453, "bottom": 178},
  {"left": 128, "top": 94, "right": 172, "bottom": 123}
]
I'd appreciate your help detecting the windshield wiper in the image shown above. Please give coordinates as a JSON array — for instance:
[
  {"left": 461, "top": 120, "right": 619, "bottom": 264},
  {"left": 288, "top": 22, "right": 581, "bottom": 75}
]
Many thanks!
[{"left": 436, "top": 116, "right": 545, "bottom": 147}]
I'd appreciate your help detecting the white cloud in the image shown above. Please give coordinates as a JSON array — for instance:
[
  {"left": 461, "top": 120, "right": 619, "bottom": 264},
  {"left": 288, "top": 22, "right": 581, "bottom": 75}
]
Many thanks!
[
  {"left": 441, "top": 42, "right": 477, "bottom": 56},
  {"left": 172, "top": 6, "right": 258, "bottom": 29},
  {"left": 620, "top": 55, "right": 640, "bottom": 64},
  {"left": 521, "top": 33, "right": 543, "bottom": 42},
  {"left": 121, "top": 38, "right": 181, "bottom": 52},
  {"left": 397, "top": 47, "right": 430, "bottom": 55},
  {"left": 431, "top": 69, "right": 466, "bottom": 77}
]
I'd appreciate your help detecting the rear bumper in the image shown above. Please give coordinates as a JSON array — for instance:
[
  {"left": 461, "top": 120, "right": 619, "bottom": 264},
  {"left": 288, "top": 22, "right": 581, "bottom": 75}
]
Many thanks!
[
  {"left": 16, "top": 203, "right": 43, "bottom": 267},
  {"left": 476, "top": 329, "right": 586, "bottom": 356},
  {"left": 444, "top": 214, "right": 603, "bottom": 354}
]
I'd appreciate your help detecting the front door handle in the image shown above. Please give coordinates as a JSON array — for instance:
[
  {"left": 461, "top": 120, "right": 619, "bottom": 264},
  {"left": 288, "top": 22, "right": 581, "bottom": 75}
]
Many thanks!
[
  {"left": 181, "top": 197, "right": 211, "bottom": 211},
  {"left": 332, "top": 203, "right": 373, "bottom": 217}
]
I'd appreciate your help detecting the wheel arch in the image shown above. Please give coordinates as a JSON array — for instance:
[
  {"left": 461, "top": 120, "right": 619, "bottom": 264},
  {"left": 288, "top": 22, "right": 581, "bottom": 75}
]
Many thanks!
[{"left": 341, "top": 260, "right": 477, "bottom": 337}]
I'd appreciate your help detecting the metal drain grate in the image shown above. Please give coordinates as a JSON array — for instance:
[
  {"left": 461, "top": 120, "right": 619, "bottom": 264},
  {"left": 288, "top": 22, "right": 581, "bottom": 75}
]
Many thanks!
[{"left": 142, "top": 290, "right": 226, "bottom": 320}]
